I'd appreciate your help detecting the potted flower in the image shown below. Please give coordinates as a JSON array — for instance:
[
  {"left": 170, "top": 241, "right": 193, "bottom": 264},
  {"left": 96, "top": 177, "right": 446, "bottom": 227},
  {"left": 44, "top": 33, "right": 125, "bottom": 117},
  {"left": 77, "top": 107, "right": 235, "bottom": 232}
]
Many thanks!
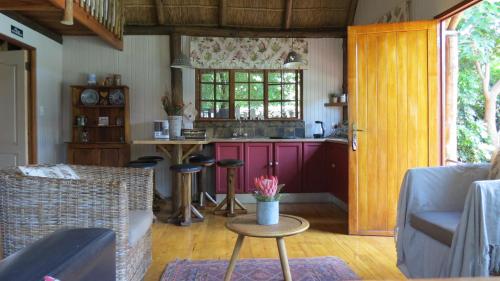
[
  {"left": 161, "top": 93, "right": 184, "bottom": 139},
  {"left": 254, "top": 176, "right": 284, "bottom": 225}
]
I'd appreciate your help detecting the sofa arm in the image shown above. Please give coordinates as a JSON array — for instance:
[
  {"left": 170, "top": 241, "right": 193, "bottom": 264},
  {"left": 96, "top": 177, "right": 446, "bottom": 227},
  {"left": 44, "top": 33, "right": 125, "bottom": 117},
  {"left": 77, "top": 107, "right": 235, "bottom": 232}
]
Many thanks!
[
  {"left": 72, "top": 165, "right": 153, "bottom": 211},
  {"left": 0, "top": 228, "right": 116, "bottom": 281}
]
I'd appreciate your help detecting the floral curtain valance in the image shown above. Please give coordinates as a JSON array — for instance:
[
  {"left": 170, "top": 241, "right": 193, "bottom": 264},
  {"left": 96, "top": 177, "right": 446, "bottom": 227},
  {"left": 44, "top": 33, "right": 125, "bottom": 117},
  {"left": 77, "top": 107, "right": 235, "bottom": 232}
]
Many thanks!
[{"left": 190, "top": 37, "right": 308, "bottom": 69}]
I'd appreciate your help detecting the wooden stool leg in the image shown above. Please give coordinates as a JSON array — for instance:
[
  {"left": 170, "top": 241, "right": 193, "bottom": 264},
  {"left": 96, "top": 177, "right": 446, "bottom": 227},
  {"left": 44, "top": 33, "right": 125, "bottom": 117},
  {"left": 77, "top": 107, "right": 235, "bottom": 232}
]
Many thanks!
[
  {"left": 227, "top": 168, "right": 236, "bottom": 217},
  {"left": 276, "top": 237, "right": 292, "bottom": 281},
  {"left": 224, "top": 234, "right": 245, "bottom": 281},
  {"left": 198, "top": 169, "right": 206, "bottom": 209},
  {"left": 205, "top": 192, "right": 217, "bottom": 205},
  {"left": 180, "top": 174, "right": 192, "bottom": 226}
]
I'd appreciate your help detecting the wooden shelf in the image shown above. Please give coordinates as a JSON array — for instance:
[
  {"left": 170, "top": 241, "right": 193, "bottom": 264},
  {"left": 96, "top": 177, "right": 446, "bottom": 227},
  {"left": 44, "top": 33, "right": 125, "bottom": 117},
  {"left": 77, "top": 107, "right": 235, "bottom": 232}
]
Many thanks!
[{"left": 324, "top": 102, "right": 348, "bottom": 107}]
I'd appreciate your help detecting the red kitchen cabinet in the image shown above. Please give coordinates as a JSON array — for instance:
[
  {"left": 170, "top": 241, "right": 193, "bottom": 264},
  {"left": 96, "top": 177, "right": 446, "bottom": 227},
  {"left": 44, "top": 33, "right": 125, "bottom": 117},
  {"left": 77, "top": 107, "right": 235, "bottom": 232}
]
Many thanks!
[
  {"left": 244, "top": 143, "right": 274, "bottom": 193},
  {"left": 326, "top": 143, "right": 349, "bottom": 203},
  {"left": 303, "top": 142, "right": 327, "bottom": 192},
  {"left": 215, "top": 143, "right": 245, "bottom": 193},
  {"left": 274, "top": 143, "right": 303, "bottom": 193}
]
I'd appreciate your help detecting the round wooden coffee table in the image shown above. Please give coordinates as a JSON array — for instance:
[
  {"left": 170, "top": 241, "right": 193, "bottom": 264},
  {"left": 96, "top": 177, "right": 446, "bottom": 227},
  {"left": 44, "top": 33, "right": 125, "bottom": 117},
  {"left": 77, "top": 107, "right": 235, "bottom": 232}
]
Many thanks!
[{"left": 224, "top": 214, "right": 310, "bottom": 281}]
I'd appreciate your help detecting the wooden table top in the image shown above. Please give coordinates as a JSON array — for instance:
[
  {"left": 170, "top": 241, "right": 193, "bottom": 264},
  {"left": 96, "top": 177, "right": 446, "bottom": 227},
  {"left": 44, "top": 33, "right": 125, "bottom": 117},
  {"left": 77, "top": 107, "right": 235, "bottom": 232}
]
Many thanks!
[
  {"left": 132, "top": 139, "right": 211, "bottom": 145},
  {"left": 225, "top": 214, "right": 309, "bottom": 238}
]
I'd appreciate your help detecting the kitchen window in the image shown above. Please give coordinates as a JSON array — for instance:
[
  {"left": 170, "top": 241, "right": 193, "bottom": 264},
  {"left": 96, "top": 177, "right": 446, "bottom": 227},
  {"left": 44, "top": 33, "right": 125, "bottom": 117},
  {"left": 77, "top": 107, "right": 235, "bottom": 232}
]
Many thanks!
[{"left": 196, "top": 69, "right": 302, "bottom": 120}]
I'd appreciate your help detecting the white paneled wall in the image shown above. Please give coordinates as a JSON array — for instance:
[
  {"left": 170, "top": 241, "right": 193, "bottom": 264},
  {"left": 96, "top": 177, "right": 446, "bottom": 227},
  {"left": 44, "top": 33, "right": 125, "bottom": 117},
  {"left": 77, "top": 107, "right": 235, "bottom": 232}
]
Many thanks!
[
  {"left": 62, "top": 36, "right": 343, "bottom": 197},
  {"left": 62, "top": 36, "right": 173, "bottom": 196}
]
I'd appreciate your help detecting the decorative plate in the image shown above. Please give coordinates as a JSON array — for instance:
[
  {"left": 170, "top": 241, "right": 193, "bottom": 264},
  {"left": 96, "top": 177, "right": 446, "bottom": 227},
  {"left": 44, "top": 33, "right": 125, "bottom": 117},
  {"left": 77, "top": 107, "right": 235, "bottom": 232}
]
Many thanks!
[
  {"left": 80, "top": 89, "right": 99, "bottom": 106},
  {"left": 109, "top": 89, "right": 125, "bottom": 105}
]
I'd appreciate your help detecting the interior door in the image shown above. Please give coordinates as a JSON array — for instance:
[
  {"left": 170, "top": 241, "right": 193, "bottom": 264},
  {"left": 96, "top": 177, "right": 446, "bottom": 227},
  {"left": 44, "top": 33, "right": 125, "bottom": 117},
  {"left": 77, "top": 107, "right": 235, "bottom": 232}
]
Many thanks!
[
  {"left": 348, "top": 21, "right": 441, "bottom": 236},
  {"left": 0, "top": 50, "right": 28, "bottom": 168}
]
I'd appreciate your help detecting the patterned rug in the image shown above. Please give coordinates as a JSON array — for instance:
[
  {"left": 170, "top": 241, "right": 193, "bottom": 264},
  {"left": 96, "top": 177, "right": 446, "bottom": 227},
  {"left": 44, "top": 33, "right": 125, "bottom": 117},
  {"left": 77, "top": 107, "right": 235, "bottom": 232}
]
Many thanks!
[{"left": 161, "top": 256, "right": 359, "bottom": 281}]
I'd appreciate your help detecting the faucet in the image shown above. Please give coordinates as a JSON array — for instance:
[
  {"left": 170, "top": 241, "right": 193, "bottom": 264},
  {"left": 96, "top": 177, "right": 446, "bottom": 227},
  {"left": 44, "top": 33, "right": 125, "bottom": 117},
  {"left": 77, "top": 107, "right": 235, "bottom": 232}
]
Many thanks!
[{"left": 232, "top": 118, "right": 247, "bottom": 138}]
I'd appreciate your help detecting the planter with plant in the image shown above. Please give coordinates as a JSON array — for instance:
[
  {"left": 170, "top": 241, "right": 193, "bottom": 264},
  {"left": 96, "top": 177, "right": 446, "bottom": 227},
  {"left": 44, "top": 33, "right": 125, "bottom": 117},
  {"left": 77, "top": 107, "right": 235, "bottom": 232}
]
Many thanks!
[
  {"left": 254, "top": 176, "right": 284, "bottom": 225},
  {"left": 161, "top": 94, "right": 185, "bottom": 139}
]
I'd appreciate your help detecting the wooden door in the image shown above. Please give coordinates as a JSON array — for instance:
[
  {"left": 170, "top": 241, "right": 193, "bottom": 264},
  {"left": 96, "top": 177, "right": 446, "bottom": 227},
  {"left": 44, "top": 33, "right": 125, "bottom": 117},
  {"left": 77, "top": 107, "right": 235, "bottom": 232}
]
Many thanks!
[
  {"left": 274, "top": 143, "right": 302, "bottom": 193},
  {"left": 327, "top": 143, "right": 349, "bottom": 203},
  {"left": 0, "top": 50, "right": 28, "bottom": 168},
  {"left": 215, "top": 143, "right": 245, "bottom": 193},
  {"left": 244, "top": 143, "right": 273, "bottom": 193},
  {"left": 348, "top": 21, "right": 440, "bottom": 236},
  {"left": 302, "top": 142, "right": 327, "bottom": 193}
]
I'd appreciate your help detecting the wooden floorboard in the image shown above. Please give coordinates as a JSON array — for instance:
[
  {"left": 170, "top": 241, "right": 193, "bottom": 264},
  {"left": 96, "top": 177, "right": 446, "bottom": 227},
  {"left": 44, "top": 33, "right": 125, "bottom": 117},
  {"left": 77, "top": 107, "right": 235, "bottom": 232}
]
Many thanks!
[{"left": 144, "top": 203, "right": 405, "bottom": 281}]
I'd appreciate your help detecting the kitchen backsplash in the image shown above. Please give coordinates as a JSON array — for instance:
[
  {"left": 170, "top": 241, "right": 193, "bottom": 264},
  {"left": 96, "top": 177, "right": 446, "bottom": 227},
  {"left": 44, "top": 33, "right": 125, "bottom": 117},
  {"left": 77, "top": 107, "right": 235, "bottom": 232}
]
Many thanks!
[{"left": 194, "top": 120, "right": 305, "bottom": 138}]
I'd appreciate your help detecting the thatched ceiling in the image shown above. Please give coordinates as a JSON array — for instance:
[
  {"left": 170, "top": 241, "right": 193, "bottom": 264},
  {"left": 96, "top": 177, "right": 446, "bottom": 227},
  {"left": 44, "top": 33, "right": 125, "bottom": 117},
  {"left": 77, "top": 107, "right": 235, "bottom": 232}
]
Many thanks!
[{"left": 124, "top": 0, "right": 357, "bottom": 30}]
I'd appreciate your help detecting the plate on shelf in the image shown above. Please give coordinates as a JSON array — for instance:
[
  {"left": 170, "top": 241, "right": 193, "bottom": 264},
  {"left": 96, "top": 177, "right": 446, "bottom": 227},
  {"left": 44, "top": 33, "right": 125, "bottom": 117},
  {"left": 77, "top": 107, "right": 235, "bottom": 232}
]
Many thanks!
[
  {"left": 109, "top": 89, "right": 125, "bottom": 105},
  {"left": 80, "top": 89, "right": 99, "bottom": 106}
]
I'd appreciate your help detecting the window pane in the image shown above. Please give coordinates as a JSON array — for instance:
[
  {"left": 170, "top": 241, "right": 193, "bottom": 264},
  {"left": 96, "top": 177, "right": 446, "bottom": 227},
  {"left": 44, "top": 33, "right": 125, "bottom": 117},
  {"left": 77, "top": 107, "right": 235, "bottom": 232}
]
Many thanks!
[
  {"left": 268, "top": 72, "right": 281, "bottom": 83},
  {"left": 201, "top": 84, "right": 214, "bottom": 100},
  {"left": 283, "top": 71, "right": 296, "bottom": 83},
  {"left": 268, "top": 85, "right": 282, "bottom": 101},
  {"left": 235, "top": 72, "right": 249, "bottom": 82},
  {"left": 200, "top": 101, "right": 215, "bottom": 118},
  {"left": 250, "top": 72, "right": 264, "bottom": 82},
  {"left": 215, "top": 102, "right": 229, "bottom": 118},
  {"left": 235, "top": 83, "right": 249, "bottom": 100},
  {"left": 250, "top": 101, "right": 264, "bottom": 119},
  {"left": 215, "top": 71, "right": 229, "bottom": 83},
  {"left": 249, "top": 83, "right": 264, "bottom": 99},
  {"left": 283, "top": 84, "right": 296, "bottom": 100},
  {"left": 268, "top": 102, "right": 281, "bottom": 118},
  {"left": 216, "top": 84, "right": 229, "bottom": 100},
  {"left": 282, "top": 102, "right": 296, "bottom": 118},
  {"left": 201, "top": 72, "right": 214, "bottom": 82},
  {"left": 235, "top": 101, "right": 249, "bottom": 119}
]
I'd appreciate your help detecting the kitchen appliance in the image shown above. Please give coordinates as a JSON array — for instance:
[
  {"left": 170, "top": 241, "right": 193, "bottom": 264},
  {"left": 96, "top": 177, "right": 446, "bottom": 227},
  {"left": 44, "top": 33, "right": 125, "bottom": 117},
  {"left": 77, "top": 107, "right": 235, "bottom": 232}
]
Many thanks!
[
  {"left": 313, "top": 121, "right": 325, "bottom": 138},
  {"left": 153, "top": 120, "right": 169, "bottom": 139}
]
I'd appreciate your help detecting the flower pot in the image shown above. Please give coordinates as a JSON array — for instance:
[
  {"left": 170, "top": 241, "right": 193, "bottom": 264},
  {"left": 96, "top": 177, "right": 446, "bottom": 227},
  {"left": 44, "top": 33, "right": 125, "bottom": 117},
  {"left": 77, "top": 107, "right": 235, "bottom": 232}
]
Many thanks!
[
  {"left": 256, "top": 200, "right": 279, "bottom": 225},
  {"left": 167, "top": 115, "right": 183, "bottom": 139}
]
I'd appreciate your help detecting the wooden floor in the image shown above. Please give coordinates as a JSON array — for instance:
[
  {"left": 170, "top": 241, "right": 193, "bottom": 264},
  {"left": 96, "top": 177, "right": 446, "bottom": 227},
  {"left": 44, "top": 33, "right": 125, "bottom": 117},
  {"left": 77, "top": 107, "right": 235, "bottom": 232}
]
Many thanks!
[{"left": 144, "top": 203, "right": 406, "bottom": 281}]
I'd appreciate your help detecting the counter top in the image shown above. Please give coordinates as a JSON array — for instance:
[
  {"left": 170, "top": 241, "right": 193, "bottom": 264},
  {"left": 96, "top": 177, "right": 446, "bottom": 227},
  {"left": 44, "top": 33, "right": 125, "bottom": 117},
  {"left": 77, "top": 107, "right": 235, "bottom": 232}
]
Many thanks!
[{"left": 133, "top": 137, "right": 348, "bottom": 145}]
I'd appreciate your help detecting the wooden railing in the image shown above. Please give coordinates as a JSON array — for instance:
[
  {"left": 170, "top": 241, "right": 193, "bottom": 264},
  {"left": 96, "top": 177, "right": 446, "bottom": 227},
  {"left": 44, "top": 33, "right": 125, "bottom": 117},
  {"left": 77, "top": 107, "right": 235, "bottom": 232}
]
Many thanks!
[{"left": 76, "top": 0, "right": 123, "bottom": 39}]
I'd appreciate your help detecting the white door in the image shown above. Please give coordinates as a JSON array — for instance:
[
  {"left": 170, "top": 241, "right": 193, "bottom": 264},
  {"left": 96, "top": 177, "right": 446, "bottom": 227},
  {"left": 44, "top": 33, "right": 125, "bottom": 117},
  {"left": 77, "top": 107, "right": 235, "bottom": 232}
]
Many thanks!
[{"left": 0, "top": 50, "right": 28, "bottom": 168}]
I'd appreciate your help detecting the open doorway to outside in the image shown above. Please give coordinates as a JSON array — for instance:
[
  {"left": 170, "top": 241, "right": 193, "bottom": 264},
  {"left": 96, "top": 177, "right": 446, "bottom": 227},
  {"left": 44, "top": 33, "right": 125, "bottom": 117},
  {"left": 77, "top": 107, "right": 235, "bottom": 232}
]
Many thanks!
[{"left": 440, "top": 0, "right": 499, "bottom": 164}]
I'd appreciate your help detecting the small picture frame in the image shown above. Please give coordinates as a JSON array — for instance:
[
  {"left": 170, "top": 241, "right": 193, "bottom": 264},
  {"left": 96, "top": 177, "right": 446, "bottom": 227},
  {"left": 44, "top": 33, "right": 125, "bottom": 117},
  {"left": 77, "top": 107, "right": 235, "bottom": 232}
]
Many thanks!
[{"left": 98, "top": 116, "right": 109, "bottom": 127}]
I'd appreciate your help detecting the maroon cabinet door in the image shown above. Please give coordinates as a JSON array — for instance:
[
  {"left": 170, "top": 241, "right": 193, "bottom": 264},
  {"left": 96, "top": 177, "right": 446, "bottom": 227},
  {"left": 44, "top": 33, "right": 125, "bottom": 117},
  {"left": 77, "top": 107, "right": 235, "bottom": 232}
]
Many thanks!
[
  {"left": 215, "top": 143, "right": 245, "bottom": 193},
  {"left": 327, "top": 143, "right": 349, "bottom": 203},
  {"left": 244, "top": 143, "right": 274, "bottom": 193},
  {"left": 303, "top": 142, "right": 327, "bottom": 192},
  {"left": 273, "top": 143, "right": 303, "bottom": 193}
]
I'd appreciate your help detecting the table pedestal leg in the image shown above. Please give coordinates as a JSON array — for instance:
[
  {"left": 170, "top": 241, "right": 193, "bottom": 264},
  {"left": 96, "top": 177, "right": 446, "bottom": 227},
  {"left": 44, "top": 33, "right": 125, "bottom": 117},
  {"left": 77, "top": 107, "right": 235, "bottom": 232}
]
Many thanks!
[
  {"left": 277, "top": 237, "right": 292, "bottom": 281},
  {"left": 224, "top": 234, "right": 245, "bottom": 281}
]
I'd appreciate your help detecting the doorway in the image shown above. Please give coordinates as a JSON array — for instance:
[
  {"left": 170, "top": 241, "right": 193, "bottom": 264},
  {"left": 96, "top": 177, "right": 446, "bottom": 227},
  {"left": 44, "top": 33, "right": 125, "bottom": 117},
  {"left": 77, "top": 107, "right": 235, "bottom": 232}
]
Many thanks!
[{"left": 0, "top": 34, "right": 37, "bottom": 166}]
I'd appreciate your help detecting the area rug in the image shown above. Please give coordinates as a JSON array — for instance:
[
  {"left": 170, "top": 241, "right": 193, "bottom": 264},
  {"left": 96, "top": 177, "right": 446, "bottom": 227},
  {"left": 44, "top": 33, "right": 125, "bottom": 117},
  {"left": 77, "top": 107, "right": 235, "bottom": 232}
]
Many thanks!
[{"left": 161, "top": 256, "right": 359, "bottom": 281}]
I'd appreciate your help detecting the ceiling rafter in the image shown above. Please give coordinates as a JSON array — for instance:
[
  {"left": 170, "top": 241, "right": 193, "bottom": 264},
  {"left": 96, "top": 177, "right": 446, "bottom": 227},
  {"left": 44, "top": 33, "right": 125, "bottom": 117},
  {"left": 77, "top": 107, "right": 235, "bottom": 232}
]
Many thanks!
[
  {"left": 219, "top": 0, "right": 227, "bottom": 27},
  {"left": 155, "top": 0, "right": 165, "bottom": 25},
  {"left": 283, "top": 0, "right": 293, "bottom": 29}
]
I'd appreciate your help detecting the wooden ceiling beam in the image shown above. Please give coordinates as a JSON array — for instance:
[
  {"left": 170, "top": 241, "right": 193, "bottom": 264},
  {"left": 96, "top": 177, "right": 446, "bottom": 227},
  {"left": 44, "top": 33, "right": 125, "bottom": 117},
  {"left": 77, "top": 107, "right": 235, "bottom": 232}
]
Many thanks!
[
  {"left": 346, "top": 0, "right": 358, "bottom": 26},
  {"left": 155, "top": 0, "right": 166, "bottom": 25},
  {"left": 219, "top": 0, "right": 227, "bottom": 27},
  {"left": 0, "top": 4, "right": 58, "bottom": 12},
  {"left": 47, "top": 0, "right": 123, "bottom": 50},
  {"left": 124, "top": 25, "right": 346, "bottom": 38},
  {"left": 1, "top": 11, "right": 63, "bottom": 44},
  {"left": 283, "top": 0, "right": 293, "bottom": 29}
]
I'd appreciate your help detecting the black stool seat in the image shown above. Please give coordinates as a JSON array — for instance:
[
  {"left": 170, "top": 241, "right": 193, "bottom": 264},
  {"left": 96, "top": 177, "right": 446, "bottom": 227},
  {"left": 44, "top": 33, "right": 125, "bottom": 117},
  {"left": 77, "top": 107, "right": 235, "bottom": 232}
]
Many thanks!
[
  {"left": 128, "top": 160, "right": 157, "bottom": 168},
  {"left": 170, "top": 164, "right": 202, "bottom": 173},
  {"left": 217, "top": 159, "right": 244, "bottom": 168},
  {"left": 190, "top": 155, "right": 215, "bottom": 166},
  {"left": 138, "top": 156, "right": 164, "bottom": 162}
]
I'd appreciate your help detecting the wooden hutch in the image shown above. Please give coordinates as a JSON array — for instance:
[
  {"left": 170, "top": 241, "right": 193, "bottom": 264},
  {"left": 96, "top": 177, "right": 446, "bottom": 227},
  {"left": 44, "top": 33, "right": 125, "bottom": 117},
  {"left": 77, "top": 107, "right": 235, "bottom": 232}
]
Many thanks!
[{"left": 67, "top": 85, "right": 130, "bottom": 167}]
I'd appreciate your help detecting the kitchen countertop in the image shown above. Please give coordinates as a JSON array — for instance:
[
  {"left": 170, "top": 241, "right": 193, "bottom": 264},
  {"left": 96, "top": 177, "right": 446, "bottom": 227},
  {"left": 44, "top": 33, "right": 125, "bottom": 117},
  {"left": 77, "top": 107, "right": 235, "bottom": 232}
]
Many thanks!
[{"left": 133, "top": 137, "right": 348, "bottom": 145}]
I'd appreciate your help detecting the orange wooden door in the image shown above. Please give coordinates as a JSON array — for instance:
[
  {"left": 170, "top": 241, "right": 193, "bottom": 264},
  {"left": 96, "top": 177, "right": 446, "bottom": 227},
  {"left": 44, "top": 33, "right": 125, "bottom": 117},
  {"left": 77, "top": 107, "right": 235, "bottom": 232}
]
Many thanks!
[{"left": 348, "top": 21, "right": 441, "bottom": 236}]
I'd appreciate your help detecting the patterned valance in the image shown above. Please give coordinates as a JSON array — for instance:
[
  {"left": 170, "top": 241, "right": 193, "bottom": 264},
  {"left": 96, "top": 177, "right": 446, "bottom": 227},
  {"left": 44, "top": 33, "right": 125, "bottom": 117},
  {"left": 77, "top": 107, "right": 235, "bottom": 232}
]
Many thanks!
[{"left": 190, "top": 37, "right": 308, "bottom": 69}]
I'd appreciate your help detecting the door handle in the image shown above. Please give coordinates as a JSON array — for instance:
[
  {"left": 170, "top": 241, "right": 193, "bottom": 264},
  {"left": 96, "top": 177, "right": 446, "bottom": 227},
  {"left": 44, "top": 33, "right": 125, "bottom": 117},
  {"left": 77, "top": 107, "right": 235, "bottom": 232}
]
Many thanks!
[
  {"left": 331, "top": 163, "right": 336, "bottom": 169},
  {"left": 275, "top": 161, "right": 279, "bottom": 166},
  {"left": 352, "top": 123, "right": 366, "bottom": 132},
  {"left": 268, "top": 161, "right": 274, "bottom": 167}
]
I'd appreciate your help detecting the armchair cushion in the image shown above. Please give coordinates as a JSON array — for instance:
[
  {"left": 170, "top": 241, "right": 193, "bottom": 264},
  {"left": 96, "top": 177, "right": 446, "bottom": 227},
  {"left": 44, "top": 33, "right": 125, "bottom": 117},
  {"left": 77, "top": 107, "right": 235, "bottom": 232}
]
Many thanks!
[
  {"left": 129, "top": 210, "right": 153, "bottom": 246},
  {"left": 410, "top": 211, "right": 461, "bottom": 247}
]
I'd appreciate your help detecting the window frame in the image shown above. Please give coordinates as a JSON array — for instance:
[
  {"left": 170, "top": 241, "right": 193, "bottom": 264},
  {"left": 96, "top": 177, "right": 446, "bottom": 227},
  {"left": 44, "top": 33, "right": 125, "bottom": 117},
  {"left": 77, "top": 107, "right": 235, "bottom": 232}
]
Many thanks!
[{"left": 195, "top": 69, "right": 303, "bottom": 121}]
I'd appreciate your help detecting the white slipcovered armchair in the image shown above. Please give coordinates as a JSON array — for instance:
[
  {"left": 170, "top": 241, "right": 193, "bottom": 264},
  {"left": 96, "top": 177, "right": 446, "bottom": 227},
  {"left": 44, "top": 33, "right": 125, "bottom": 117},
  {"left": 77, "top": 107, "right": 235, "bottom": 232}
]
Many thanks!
[{"left": 396, "top": 164, "right": 500, "bottom": 278}]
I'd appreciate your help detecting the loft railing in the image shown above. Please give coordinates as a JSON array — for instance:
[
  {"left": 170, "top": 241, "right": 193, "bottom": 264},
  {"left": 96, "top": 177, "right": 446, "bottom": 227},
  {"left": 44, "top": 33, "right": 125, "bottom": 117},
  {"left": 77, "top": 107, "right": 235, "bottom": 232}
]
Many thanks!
[{"left": 76, "top": 0, "right": 123, "bottom": 39}]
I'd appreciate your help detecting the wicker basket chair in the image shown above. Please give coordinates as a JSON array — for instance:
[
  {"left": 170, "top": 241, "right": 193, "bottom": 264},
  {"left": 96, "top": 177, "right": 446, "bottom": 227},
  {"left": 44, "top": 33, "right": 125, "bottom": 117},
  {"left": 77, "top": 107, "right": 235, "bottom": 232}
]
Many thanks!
[{"left": 0, "top": 165, "right": 154, "bottom": 281}]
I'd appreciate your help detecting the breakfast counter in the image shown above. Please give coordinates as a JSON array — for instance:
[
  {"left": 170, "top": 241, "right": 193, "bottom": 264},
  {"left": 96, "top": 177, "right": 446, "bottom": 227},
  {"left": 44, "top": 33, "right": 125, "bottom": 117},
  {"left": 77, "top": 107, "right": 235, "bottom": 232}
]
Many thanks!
[{"left": 132, "top": 137, "right": 347, "bottom": 145}]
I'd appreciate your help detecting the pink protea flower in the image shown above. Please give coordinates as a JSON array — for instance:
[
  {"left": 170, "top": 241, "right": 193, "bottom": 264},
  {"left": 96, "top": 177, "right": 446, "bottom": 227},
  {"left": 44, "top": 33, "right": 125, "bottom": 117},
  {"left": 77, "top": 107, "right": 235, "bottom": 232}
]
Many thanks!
[{"left": 254, "top": 176, "right": 282, "bottom": 201}]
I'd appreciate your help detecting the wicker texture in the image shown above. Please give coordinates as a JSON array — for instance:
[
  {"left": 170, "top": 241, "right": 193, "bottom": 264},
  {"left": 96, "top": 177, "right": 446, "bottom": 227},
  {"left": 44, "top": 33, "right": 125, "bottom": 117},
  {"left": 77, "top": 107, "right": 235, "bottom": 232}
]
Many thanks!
[{"left": 0, "top": 165, "right": 153, "bottom": 281}]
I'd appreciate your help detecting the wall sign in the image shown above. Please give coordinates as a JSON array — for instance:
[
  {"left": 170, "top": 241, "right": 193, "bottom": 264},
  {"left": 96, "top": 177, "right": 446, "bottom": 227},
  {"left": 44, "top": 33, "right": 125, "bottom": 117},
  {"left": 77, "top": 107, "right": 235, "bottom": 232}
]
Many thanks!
[{"left": 11, "top": 25, "right": 23, "bottom": 38}]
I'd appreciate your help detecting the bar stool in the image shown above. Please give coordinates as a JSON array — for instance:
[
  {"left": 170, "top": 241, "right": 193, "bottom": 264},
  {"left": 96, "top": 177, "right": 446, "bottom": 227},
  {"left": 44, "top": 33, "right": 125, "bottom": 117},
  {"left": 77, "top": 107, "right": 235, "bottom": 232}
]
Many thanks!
[
  {"left": 127, "top": 159, "right": 157, "bottom": 169},
  {"left": 213, "top": 159, "right": 248, "bottom": 217},
  {"left": 138, "top": 156, "right": 164, "bottom": 162},
  {"left": 170, "top": 164, "right": 204, "bottom": 226},
  {"left": 128, "top": 157, "right": 163, "bottom": 213},
  {"left": 189, "top": 155, "right": 217, "bottom": 209}
]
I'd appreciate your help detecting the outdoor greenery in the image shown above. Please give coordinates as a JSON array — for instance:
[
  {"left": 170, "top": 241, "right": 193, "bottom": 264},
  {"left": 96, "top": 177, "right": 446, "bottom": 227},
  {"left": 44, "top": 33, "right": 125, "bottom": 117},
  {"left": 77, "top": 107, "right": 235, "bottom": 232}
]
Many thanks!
[{"left": 456, "top": 0, "right": 499, "bottom": 162}]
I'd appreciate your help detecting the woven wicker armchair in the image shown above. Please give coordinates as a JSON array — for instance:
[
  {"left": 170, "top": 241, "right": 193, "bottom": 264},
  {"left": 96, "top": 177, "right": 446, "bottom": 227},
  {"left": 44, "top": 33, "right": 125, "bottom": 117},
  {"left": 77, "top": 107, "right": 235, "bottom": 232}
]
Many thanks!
[{"left": 0, "top": 165, "right": 154, "bottom": 281}]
